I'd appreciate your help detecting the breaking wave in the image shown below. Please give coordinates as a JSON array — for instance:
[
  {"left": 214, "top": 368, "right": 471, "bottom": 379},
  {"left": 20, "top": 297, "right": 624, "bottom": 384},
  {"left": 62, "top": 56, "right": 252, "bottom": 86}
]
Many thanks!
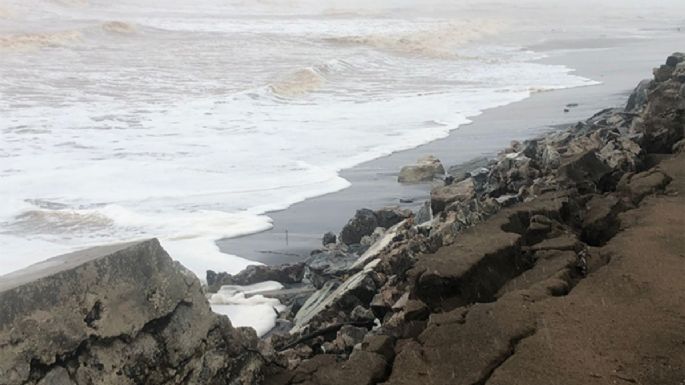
[
  {"left": 324, "top": 20, "right": 503, "bottom": 59},
  {"left": 102, "top": 21, "right": 137, "bottom": 34},
  {"left": 6, "top": 209, "right": 114, "bottom": 235},
  {"left": 269, "top": 67, "right": 326, "bottom": 97},
  {"left": 0, "top": 30, "right": 82, "bottom": 50}
]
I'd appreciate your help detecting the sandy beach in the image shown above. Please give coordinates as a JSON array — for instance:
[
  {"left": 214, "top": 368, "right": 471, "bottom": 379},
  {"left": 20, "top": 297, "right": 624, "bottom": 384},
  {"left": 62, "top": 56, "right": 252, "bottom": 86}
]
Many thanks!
[{"left": 219, "top": 32, "right": 684, "bottom": 266}]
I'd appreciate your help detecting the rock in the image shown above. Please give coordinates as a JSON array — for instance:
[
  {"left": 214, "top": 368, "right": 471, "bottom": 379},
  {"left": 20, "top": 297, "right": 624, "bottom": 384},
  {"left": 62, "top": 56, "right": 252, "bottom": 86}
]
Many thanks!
[
  {"left": 403, "top": 300, "right": 429, "bottom": 321},
  {"left": 291, "top": 260, "right": 380, "bottom": 334},
  {"left": 666, "top": 52, "right": 685, "bottom": 67},
  {"left": 359, "top": 227, "right": 385, "bottom": 253},
  {"left": 415, "top": 201, "right": 432, "bottom": 224},
  {"left": 322, "top": 232, "right": 337, "bottom": 246},
  {"left": 362, "top": 335, "right": 395, "bottom": 362},
  {"left": 207, "top": 263, "right": 305, "bottom": 292},
  {"left": 673, "top": 139, "right": 685, "bottom": 153},
  {"left": 495, "top": 194, "right": 519, "bottom": 207},
  {"left": 618, "top": 169, "right": 673, "bottom": 204},
  {"left": 335, "top": 325, "right": 368, "bottom": 350},
  {"left": 625, "top": 79, "right": 652, "bottom": 112},
  {"left": 312, "top": 351, "right": 388, "bottom": 385},
  {"left": 0, "top": 239, "right": 264, "bottom": 385},
  {"left": 581, "top": 195, "right": 623, "bottom": 246},
  {"left": 374, "top": 207, "right": 412, "bottom": 229},
  {"left": 636, "top": 68, "right": 685, "bottom": 153},
  {"left": 398, "top": 155, "right": 445, "bottom": 183},
  {"left": 306, "top": 250, "right": 357, "bottom": 287},
  {"left": 557, "top": 150, "right": 612, "bottom": 192},
  {"left": 36, "top": 367, "right": 74, "bottom": 385},
  {"left": 391, "top": 292, "right": 410, "bottom": 311},
  {"left": 654, "top": 64, "right": 674, "bottom": 83},
  {"left": 341, "top": 209, "right": 379, "bottom": 245},
  {"left": 447, "top": 157, "right": 491, "bottom": 182},
  {"left": 430, "top": 178, "right": 476, "bottom": 213},
  {"left": 598, "top": 137, "right": 643, "bottom": 172},
  {"left": 351, "top": 305, "right": 375, "bottom": 322}
]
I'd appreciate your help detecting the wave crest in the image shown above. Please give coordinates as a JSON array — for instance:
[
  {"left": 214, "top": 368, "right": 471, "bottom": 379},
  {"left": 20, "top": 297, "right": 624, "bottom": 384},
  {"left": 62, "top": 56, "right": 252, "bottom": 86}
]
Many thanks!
[
  {"left": 102, "top": 21, "right": 136, "bottom": 34},
  {"left": 0, "top": 30, "right": 82, "bottom": 50},
  {"left": 8, "top": 209, "right": 113, "bottom": 235},
  {"left": 269, "top": 68, "right": 325, "bottom": 97},
  {"left": 325, "top": 20, "right": 502, "bottom": 59}
]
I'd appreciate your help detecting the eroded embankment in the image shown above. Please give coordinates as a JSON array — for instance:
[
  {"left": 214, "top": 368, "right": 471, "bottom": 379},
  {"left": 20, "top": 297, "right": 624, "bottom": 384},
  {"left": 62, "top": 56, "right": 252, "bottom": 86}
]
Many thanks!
[{"left": 257, "top": 53, "right": 685, "bottom": 385}]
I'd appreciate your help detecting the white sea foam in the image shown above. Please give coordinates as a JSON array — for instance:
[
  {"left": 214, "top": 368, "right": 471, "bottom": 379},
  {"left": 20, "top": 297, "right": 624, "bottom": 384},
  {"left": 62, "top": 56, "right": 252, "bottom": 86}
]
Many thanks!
[{"left": 209, "top": 281, "right": 286, "bottom": 336}]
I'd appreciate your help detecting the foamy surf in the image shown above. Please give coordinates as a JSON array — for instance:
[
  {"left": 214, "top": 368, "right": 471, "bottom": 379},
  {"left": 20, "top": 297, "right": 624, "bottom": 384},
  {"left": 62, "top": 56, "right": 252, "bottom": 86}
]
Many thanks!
[
  {"left": 0, "top": 30, "right": 82, "bottom": 50},
  {"left": 0, "top": 0, "right": 610, "bottom": 284}
]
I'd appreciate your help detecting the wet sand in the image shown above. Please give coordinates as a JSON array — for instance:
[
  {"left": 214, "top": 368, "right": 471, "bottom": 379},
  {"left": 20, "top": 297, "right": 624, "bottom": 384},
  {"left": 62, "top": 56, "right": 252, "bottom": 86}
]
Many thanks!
[{"left": 218, "top": 34, "right": 683, "bottom": 267}]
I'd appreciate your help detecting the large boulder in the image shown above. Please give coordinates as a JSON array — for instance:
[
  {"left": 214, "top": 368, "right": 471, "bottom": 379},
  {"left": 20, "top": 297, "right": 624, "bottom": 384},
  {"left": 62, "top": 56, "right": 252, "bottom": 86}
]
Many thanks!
[
  {"left": 0, "top": 239, "right": 264, "bottom": 385},
  {"left": 398, "top": 155, "right": 445, "bottom": 183}
]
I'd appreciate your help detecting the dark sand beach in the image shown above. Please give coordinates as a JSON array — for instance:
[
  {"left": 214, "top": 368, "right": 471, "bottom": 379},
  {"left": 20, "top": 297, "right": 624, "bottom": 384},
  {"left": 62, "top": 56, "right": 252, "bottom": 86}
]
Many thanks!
[{"left": 219, "top": 33, "right": 684, "bottom": 266}]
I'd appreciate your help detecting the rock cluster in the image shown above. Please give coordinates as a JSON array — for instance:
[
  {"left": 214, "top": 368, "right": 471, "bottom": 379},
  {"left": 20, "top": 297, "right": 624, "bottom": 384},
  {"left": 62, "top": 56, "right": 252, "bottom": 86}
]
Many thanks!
[{"left": 252, "top": 53, "right": 685, "bottom": 385}]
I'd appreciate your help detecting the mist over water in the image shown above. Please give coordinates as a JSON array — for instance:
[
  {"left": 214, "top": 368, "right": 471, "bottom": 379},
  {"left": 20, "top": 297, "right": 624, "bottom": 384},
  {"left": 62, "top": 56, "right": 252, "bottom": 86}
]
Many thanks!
[{"left": 1, "top": 0, "right": 683, "bottom": 277}]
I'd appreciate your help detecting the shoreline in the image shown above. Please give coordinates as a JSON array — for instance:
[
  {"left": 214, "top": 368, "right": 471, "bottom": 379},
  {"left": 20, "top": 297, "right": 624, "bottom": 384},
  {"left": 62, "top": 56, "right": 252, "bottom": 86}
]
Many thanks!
[{"left": 218, "top": 33, "right": 682, "bottom": 266}]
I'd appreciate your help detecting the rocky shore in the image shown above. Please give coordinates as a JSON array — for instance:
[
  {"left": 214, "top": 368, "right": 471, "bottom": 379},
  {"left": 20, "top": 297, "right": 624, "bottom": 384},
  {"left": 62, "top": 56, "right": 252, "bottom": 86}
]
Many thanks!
[{"left": 1, "top": 54, "right": 683, "bottom": 384}]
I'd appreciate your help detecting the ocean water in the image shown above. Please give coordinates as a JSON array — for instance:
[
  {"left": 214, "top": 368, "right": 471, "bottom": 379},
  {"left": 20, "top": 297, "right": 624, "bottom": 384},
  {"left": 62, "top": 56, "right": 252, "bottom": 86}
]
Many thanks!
[{"left": 1, "top": 0, "right": 682, "bottom": 278}]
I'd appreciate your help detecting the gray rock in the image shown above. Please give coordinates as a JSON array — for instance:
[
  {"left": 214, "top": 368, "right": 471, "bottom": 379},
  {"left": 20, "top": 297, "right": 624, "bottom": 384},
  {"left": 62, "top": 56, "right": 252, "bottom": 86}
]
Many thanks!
[
  {"left": 654, "top": 64, "right": 674, "bottom": 82},
  {"left": 430, "top": 178, "right": 476, "bottom": 213},
  {"left": 206, "top": 263, "right": 305, "bottom": 292},
  {"left": 306, "top": 250, "right": 358, "bottom": 287},
  {"left": 374, "top": 206, "right": 412, "bottom": 229},
  {"left": 415, "top": 200, "right": 432, "bottom": 224},
  {"left": 292, "top": 260, "right": 380, "bottom": 334},
  {"left": 0, "top": 239, "right": 264, "bottom": 385},
  {"left": 351, "top": 305, "right": 376, "bottom": 322},
  {"left": 557, "top": 150, "right": 612, "bottom": 193},
  {"left": 625, "top": 79, "right": 652, "bottom": 112},
  {"left": 598, "top": 137, "right": 643, "bottom": 172},
  {"left": 323, "top": 231, "right": 337, "bottom": 246},
  {"left": 341, "top": 208, "right": 379, "bottom": 245},
  {"left": 398, "top": 155, "right": 445, "bottom": 183},
  {"left": 336, "top": 325, "right": 368, "bottom": 350},
  {"left": 666, "top": 52, "right": 685, "bottom": 67}
]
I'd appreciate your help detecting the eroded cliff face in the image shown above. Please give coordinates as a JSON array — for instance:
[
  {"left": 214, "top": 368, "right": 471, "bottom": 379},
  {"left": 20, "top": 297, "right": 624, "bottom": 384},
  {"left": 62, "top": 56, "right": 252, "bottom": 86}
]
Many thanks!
[{"left": 0, "top": 239, "right": 265, "bottom": 385}]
